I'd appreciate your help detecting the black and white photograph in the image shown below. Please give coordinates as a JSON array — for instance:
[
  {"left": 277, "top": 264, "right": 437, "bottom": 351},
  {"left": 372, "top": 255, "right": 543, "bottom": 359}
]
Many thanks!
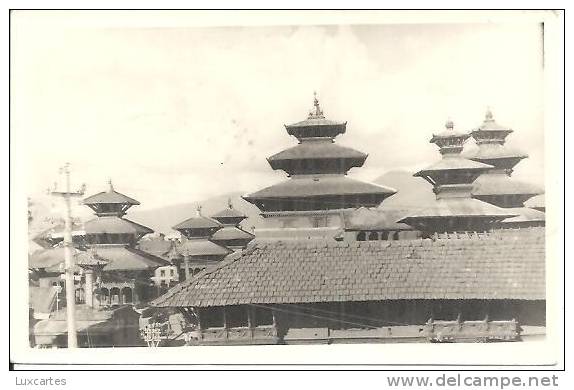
[{"left": 8, "top": 9, "right": 565, "bottom": 373}]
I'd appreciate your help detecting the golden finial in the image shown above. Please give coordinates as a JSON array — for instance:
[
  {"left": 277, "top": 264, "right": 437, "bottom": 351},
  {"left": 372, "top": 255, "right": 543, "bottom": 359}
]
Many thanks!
[
  {"left": 445, "top": 118, "right": 454, "bottom": 130},
  {"left": 228, "top": 198, "right": 233, "bottom": 209},
  {"left": 308, "top": 91, "right": 324, "bottom": 119},
  {"left": 196, "top": 204, "right": 202, "bottom": 217},
  {"left": 108, "top": 178, "right": 114, "bottom": 192}
]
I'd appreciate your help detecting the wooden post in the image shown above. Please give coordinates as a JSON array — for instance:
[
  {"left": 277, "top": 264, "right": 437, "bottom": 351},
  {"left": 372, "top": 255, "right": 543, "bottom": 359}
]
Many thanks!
[
  {"left": 247, "top": 306, "right": 254, "bottom": 339},
  {"left": 50, "top": 163, "right": 85, "bottom": 348},
  {"left": 222, "top": 307, "right": 228, "bottom": 339}
]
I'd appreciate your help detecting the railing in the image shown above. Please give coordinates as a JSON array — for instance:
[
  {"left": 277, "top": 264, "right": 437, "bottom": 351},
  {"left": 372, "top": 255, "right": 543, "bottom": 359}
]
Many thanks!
[
  {"left": 196, "top": 325, "right": 277, "bottom": 344},
  {"left": 422, "top": 318, "right": 520, "bottom": 342}
]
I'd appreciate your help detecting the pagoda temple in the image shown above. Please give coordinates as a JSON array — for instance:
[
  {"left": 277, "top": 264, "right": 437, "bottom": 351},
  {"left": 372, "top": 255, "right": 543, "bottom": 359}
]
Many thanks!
[
  {"left": 81, "top": 181, "right": 170, "bottom": 306},
  {"left": 172, "top": 206, "right": 232, "bottom": 280},
  {"left": 243, "top": 94, "right": 396, "bottom": 237},
  {"left": 210, "top": 199, "right": 254, "bottom": 251},
  {"left": 465, "top": 109, "right": 544, "bottom": 227},
  {"left": 399, "top": 120, "right": 514, "bottom": 234}
]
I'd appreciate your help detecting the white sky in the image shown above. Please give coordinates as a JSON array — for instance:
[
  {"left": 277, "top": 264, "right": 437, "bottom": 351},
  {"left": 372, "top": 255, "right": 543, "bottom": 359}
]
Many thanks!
[{"left": 11, "top": 13, "right": 545, "bottom": 210}]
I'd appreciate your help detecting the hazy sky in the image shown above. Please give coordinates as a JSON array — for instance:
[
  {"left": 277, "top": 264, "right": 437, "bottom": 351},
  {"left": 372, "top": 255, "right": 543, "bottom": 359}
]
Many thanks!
[{"left": 12, "top": 13, "right": 545, "bottom": 211}]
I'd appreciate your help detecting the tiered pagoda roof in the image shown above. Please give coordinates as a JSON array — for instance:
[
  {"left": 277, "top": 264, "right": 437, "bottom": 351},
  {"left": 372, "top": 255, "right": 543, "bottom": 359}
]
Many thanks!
[
  {"left": 172, "top": 206, "right": 231, "bottom": 259},
  {"left": 464, "top": 110, "right": 544, "bottom": 227},
  {"left": 80, "top": 182, "right": 166, "bottom": 271},
  {"left": 82, "top": 181, "right": 154, "bottom": 244},
  {"left": 83, "top": 180, "right": 140, "bottom": 217},
  {"left": 210, "top": 199, "right": 254, "bottom": 250},
  {"left": 399, "top": 120, "right": 514, "bottom": 233},
  {"left": 244, "top": 94, "right": 396, "bottom": 214}
]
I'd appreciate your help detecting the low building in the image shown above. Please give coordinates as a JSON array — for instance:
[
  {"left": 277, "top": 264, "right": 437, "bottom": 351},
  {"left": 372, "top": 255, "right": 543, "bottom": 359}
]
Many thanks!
[{"left": 152, "top": 228, "right": 545, "bottom": 345}]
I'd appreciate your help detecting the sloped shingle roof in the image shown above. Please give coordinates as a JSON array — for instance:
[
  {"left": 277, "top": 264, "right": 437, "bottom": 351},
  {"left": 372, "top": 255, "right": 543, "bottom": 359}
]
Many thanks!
[
  {"left": 152, "top": 229, "right": 545, "bottom": 308},
  {"left": 211, "top": 226, "right": 255, "bottom": 241},
  {"left": 84, "top": 217, "right": 153, "bottom": 235},
  {"left": 268, "top": 141, "right": 367, "bottom": 162},
  {"left": 83, "top": 189, "right": 140, "bottom": 205},
  {"left": 472, "top": 173, "right": 543, "bottom": 197},
  {"left": 244, "top": 176, "right": 397, "bottom": 199}
]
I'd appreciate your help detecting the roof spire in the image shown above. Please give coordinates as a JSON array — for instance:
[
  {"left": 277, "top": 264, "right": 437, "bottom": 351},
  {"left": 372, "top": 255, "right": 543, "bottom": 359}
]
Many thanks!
[
  {"left": 108, "top": 178, "right": 114, "bottom": 192},
  {"left": 228, "top": 198, "right": 233, "bottom": 209},
  {"left": 485, "top": 107, "right": 494, "bottom": 121},
  {"left": 308, "top": 91, "right": 325, "bottom": 119},
  {"left": 196, "top": 204, "right": 202, "bottom": 217},
  {"left": 445, "top": 118, "right": 454, "bottom": 130}
]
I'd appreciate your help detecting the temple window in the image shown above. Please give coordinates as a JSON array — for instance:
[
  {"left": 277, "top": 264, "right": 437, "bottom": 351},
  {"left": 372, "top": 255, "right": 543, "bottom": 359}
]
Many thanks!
[
  {"left": 381, "top": 232, "right": 389, "bottom": 240},
  {"left": 201, "top": 307, "right": 225, "bottom": 328},
  {"left": 225, "top": 305, "right": 249, "bottom": 328},
  {"left": 356, "top": 232, "right": 366, "bottom": 241},
  {"left": 393, "top": 232, "right": 400, "bottom": 240},
  {"left": 368, "top": 231, "right": 379, "bottom": 241},
  {"left": 160, "top": 270, "right": 166, "bottom": 277},
  {"left": 253, "top": 305, "right": 274, "bottom": 326}
]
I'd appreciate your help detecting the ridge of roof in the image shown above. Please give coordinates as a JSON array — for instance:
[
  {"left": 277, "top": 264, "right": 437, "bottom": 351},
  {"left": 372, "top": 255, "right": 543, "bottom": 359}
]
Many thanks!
[
  {"left": 152, "top": 229, "right": 545, "bottom": 308},
  {"left": 172, "top": 215, "right": 222, "bottom": 230},
  {"left": 83, "top": 189, "right": 140, "bottom": 205}
]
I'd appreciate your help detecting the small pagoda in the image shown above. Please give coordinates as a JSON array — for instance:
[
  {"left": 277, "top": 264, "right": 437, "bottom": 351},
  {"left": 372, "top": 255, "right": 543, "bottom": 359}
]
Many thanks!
[
  {"left": 210, "top": 199, "right": 254, "bottom": 251},
  {"left": 399, "top": 120, "right": 514, "bottom": 234},
  {"left": 243, "top": 94, "right": 396, "bottom": 233},
  {"left": 172, "top": 205, "right": 232, "bottom": 280},
  {"left": 465, "top": 109, "right": 544, "bottom": 227},
  {"left": 81, "top": 181, "right": 170, "bottom": 306}
]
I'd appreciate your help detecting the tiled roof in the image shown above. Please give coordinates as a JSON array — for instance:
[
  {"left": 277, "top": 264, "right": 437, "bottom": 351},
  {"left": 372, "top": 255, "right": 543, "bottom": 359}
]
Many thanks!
[
  {"left": 211, "top": 207, "right": 247, "bottom": 221},
  {"left": 84, "top": 217, "right": 153, "bottom": 235},
  {"left": 177, "top": 239, "right": 232, "bottom": 257},
  {"left": 268, "top": 141, "right": 366, "bottom": 162},
  {"left": 172, "top": 215, "right": 222, "bottom": 230},
  {"left": 397, "top": 198, "right": 515, "bottom": 222},
  {"left": 83, "top": 190, "right": 140, "bottom": 205},
  {"left": 211, "top": 226, "right": 255, "bottom": 241},
  {"left": 472, "top": 173, "right": 543, "bottom": 197},
  {"left": 152, "top": 229, "right": 545, "bottom": 308},
  {"left": 284, "top": 118, "right": 347, "bottom": 140},
  {"left": 464, "top": 144, "right": 528, "bottom": 162},
  {"left": 414, "top": 157, "right": 493, "bottom": 177},
  {"left": 90, "top": 245, "right": 170, "bottom": 271},
  {"left": 244, "top": 175, "right": 397, "bottom": 199},
  {"left": 136, "top": 238, "right": 174, "bottom": 259},
  {"left": 342, "top": 208, "right": 413, "bottom": 231},
  {"left": 75, "top": 250, "right": 109, "bottom": 268},
  {"left": 501, "top": 207, "right": 546, "bottom": 224},
  {"left": 286, "top": 117, "right": 346, "bottom": 128},
  {"left": 29, "top": 246, "right": 81, "bottom": 270}
]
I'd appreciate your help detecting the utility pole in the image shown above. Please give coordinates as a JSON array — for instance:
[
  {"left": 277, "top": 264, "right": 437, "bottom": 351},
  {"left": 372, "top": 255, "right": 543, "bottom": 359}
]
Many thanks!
[{"left": 50, "top": 163, "right": 85, "bottom": 348}]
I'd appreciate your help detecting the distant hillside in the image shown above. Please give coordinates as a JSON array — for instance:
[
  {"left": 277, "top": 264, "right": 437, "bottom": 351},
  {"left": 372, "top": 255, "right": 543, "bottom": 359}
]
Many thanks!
[
  {"left": 373, "top": 170, "right": 435, "bottom": 210},
  {"left": 128, "top": 192, "right": 264, "bottom": 234}
]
